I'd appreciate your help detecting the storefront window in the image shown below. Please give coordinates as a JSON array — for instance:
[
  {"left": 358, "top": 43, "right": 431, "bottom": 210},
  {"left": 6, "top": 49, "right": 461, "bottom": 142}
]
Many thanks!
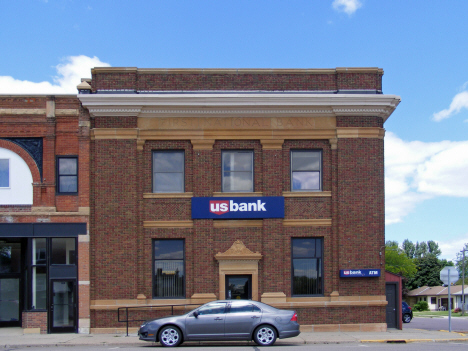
[
  {"left": 153, "top": 240, "right": 185, "bottom": 298},
  {"left": 31, "top": 238, "right": 47, "bottom": 309},
  {"left": 51, "top": 238, "right": 76, "bottom": 265},
  {"left": 292, "top": 238, "right": 323, "bottom": 296}
]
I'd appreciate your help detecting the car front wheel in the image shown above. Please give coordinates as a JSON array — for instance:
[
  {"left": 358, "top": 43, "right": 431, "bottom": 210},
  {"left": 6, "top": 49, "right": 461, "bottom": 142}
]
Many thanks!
[
  {"left": 159, "top": 325, "right": 182, "bottom": 347},
  {"left": 254, "top": 325, "right": 277, "bottom": 346},
  {"left": 403, "top": 313, "right": 412, "bottom": 323}
]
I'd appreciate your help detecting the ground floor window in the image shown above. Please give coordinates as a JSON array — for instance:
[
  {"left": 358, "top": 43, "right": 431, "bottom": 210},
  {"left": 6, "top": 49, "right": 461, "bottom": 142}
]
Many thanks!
[
  {"left": 153, "top": 239, "right": 185, "bottom": 298},
  {"left": 291, "top": 237, "right": 323, "bottom": 296}
]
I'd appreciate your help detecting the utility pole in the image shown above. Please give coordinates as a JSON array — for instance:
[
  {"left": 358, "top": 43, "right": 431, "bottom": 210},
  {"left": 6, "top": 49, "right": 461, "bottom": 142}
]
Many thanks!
[{"left": 462, "top": 248, "right": 468, "bottom": 316}]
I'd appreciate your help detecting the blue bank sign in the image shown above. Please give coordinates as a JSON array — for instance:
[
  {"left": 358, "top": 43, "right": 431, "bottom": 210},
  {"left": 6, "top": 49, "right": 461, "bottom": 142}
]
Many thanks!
[
  {"left": 340, "top": 269, "right": 381, "bottom": 278},
  {"left": 191, "top": 197, "right": 284, "bottom": 219}
]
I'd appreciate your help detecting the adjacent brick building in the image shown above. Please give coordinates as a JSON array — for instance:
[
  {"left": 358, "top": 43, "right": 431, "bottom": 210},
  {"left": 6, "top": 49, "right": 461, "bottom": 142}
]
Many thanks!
[
  {"left": 0, "top": 96, "right": 89, "bottom": 333},
  {"left": 78, "top": 67, "right": 400, "bottom": 332}
]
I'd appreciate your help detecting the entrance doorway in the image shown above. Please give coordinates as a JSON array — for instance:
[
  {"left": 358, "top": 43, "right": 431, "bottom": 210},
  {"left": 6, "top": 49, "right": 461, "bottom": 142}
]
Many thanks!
[
  {"left": 225, "top": 275, "right": 252, "bottom": 300},
  {"left": 0, "top": 240, "right": 22, "bottom": 327},
  {"left": 49, "top": 280, "right": 77, "bottom": 333}
]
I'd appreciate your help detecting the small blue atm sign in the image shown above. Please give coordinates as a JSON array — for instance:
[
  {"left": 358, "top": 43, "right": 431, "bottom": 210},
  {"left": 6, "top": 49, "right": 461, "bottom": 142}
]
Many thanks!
[
  {"left": 191, "top": 197, "right": 284, "bottom": 219},
  {"left": 340, "top": 269, "right": 381, "bottom": 278}
]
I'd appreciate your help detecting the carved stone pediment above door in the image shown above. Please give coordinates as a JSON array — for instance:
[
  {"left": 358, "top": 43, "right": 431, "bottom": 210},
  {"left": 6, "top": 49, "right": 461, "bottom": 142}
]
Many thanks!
[{"left": 215, "top": 240, "right": 262, "bottom": 301}]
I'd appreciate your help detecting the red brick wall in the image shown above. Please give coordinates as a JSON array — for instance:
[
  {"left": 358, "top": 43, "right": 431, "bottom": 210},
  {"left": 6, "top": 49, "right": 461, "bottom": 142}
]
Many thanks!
[
  {"left": 91, "top": 69, "right": 383, "bottom": 92},
  {"left": 22, "top": 311, "right": 47, "bottom": 334}
]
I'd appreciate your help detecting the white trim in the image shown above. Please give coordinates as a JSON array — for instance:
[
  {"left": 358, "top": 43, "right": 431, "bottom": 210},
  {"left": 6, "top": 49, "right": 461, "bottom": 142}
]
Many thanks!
[{"left": 79, "top": 93, "right": 401, "bottom": 121}]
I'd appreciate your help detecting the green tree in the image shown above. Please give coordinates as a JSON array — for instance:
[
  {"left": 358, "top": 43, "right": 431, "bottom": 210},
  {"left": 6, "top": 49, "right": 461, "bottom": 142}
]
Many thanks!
[
  {"left": 427, "top": 240, "right": 442, "bottom": 257},
  {"left": 402, "top": 239, "right": 416, "bottom": 259},
  {"left": 406, "top": 255, "right": 452, "bottom": 290},
  {"left": 455, "top": 243, "right": 468, "bottom": 284},
  {"left": 385, "top": 245, "right": 416, "bottom": 277}
]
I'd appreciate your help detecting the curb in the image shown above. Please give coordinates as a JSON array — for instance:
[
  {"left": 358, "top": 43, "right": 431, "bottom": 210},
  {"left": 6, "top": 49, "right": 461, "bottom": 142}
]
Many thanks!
[{"left": 361, "top": 338, "right": 468, "bottom": 344}]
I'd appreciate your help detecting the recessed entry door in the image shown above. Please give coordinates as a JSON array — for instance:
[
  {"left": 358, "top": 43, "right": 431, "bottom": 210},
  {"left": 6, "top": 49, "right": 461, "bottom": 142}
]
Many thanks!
[
  {"left": 0, "top": 241, "right": 22, "bottom": 327},
  {"left": 225, "top": 275, "right": 252, "bottom": 300},
  {"left": 50, "top": 280, "right": 77, "bottom": 333}
]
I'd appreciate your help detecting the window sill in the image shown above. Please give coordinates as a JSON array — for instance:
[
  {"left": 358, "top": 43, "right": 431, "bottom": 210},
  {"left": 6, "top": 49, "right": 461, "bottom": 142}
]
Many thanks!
[
  {"left": 144, "top": 192, "right": 193, "bottom": 199},
  {"left": 213, "top": 192, "right": 263, "bottom": 197},
  {"left": 283, "top": 191, "right": 331, "bottom": 197}
]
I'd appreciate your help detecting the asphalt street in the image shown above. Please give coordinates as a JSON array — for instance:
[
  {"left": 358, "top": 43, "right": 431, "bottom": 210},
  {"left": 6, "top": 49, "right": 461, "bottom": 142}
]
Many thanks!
[{"left": 404, "top": 317, "right": 468, "bottom": 333}]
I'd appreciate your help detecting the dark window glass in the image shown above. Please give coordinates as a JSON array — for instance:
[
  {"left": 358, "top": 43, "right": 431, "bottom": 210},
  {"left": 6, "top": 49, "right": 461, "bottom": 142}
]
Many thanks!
[
  {"left": 292, "top": 238, "right": 323, "bottom": 296},
  {"left": 153, "top": 240, "right": 185, "bottom": 298},
  {"left": 0, "top": 242, "right": 21, "bottom": 273},
  {"left": 153, "top": 151, "right": 184, "bottom": 193},
  {"left": 291, "top": 150, "right": 322, "bottom": 191},
  {"left": 229, "top": 302, "right": 260, "bottom": 313},
  {"left": 197, "top": 302, "right": 227, "bottom": 315},
  {"left": 57, "top": 157, "right": 78, "bottom": 193},
  {"left": 222, "top": 151, "right": 253, "bottom": 192},
  {"left": 0, "top": 159, "right": 9, "bottom": 187},
  {"left": 51, "top": 238, "right": 76, "bottom": 265},
  {"left": 431, "top": 297, "right": 436, "bottom": 304}
]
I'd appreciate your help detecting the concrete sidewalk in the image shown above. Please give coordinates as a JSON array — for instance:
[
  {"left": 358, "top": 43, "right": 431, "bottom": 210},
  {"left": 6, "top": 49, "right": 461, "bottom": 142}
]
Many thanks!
[{"left": 1, "top": 328, "right": 468, "bottom": 348}]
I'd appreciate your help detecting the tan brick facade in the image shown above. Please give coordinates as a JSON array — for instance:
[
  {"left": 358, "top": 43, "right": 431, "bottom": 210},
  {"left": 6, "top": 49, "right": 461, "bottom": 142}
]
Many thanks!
[{"left": 79, "top": 67, "right": 399, "bottom": 332}]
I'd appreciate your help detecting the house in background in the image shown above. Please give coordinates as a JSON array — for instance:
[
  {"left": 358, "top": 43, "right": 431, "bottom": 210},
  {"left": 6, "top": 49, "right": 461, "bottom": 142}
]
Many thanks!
[{"left": 407, "top": 285, "right": 468, "bottom": 311}]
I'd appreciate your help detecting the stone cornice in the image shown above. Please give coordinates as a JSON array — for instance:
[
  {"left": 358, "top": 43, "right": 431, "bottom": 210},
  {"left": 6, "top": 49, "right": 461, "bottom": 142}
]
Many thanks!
[{"left": 78, "top": 93, "right": 400, "bottom": 121}]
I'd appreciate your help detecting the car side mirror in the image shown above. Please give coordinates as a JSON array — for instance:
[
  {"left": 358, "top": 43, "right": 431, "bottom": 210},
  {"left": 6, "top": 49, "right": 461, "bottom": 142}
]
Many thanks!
[{"left": 193, "top": 311, "right": 199, "bottom": 318}]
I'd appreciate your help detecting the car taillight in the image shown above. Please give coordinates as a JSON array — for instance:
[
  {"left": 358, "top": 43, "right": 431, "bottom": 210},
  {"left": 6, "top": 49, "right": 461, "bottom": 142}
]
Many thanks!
[
  {"left": 408, "top": 306, "right": 412, "bottom": 310},
  {"left": 290, "top": 312, "right": 298, "bottom": 322}
]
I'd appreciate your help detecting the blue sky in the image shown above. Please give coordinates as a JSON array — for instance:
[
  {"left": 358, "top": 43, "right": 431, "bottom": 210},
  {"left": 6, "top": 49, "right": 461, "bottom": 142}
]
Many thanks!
[{"left": 1, "top": 0, "right": 468, "bottom": 261}]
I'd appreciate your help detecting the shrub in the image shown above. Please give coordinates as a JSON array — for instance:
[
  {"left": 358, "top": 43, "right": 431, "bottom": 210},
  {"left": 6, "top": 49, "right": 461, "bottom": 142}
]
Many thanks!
[
  {"left": 414, "top": 301, "right": 429, "bottom": 311},
  {"left": 453, "top": 307, "right": 461, "bottom": 313}
]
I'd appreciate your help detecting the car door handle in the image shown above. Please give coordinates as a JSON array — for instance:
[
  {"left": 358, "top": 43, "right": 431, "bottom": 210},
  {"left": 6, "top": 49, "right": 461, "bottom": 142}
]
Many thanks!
[
  {"left": 251, "top": 316, "right": 260, "bottom": 319},
  {"left": 214, "top": 317, "right": 223, "bottom": 321}
]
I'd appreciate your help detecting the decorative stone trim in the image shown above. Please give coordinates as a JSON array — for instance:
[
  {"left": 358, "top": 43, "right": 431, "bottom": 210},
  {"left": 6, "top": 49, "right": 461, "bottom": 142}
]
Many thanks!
[
  {"left": 215, "top": 240, "right": 263, "bottom": 261},
  {"left": 143, "top": 192, "right": 193, "bottom": 199},
  {"left": 283, "top": 191, "right": 332, "bottom": 197},
  {"left": 143, "top": 220, "right": 193, "bottom": 228},
  {"left": 336, "top": 127, "right": 385, "bottom": 139},
  {"left": 213, "top": 220, "right": 263, "bottom": 228},
  {"left": 283, "top": 219, "right": 332, "bottom": 227},
  {"left": 191, "top": 139, "right": 215, "bottom": 150},
  {"left": 213, "top": 192, "right": 263, "bottom": 197},
  {"left": 260, "top": 139, "right": 284, "bottom": 149}
]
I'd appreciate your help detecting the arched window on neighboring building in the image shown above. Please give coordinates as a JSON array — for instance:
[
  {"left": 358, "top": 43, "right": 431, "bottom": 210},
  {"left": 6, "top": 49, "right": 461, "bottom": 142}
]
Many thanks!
[{"left": 0, "top": 147, "right": 33, "bottom": 205}]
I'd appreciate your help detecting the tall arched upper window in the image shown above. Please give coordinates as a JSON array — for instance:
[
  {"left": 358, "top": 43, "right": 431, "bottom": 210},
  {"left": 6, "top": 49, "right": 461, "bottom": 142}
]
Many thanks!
[{"left": 0, "top": 147, "right": 33, "bottom": 205}]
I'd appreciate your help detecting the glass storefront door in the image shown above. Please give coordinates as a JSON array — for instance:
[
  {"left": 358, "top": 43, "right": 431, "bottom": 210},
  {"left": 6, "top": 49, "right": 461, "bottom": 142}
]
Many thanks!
[
  {"left": 0, "top": 241, "right": 22, "bottom": 327},
  {"left": 50, "top": 280, "right": 76, "bottom": 333},
  {"left": 225, "top": 275, "right": 252, "bottom": 300}
]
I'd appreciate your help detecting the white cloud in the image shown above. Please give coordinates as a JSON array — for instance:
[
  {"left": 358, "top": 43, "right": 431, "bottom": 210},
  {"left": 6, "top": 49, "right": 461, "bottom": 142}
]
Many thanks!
[
  {"left": 0, "top": 55, "right": 110, "bottom": 94},
  {"left": 332, "top": 0, "right": 362, "bottom": 15},
  {"left": 385, "top": 132, "right": 468, "bottom": 224},
  {"left": 437, "top": 233, "right": 468, "bottom": 262},
  {"left": 433, "top": 90, "right": 468, "bottom": 121}
]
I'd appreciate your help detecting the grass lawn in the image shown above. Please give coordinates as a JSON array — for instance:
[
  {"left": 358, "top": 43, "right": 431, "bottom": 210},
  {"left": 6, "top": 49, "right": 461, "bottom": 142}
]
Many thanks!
[{"left": 414, "top": 311, "right": 464, "bottom": 317}]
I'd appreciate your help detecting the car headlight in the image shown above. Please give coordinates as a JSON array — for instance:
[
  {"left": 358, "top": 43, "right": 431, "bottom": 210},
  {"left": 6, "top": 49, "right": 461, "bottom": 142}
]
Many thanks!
[{"left": 140, "top": 322, "right": 147, "bottom": 328}]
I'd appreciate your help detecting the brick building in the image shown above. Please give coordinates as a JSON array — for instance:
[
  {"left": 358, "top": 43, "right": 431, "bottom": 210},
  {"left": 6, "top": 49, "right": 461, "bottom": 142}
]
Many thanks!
[
  {"left": 78, "top": 67, "right": 400, "bottom": 332},
  {"left": 0, "top": 96, "right": 89, "bottom": 333}
]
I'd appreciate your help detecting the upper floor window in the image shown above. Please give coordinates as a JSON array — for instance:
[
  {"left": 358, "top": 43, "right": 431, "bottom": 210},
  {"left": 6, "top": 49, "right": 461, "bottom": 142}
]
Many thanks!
[
  {"left": 153, "top": 239, "right": 185, "bottom": 298},
  {"left": 153, "top": 151, "right": 184, "bottom": 193},
  {"left": 291, "top": 150, "right": 322, "bottom": 191},
  {"left": 57, "top": 157, "right": 78, "bottom": 194},
  {"left": 292, "top": 238, "right": 323, "bottom": 296},
  {"left": 222, "top": 151, "right": 253, "bottom": 192},
  {"left": 0, "top": 159, "right": 9, "bottom": 187}
]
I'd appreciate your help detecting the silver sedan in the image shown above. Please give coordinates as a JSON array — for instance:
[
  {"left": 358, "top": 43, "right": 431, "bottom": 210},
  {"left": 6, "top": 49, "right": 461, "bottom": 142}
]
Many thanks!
[{"left": 138, "top": 300, "right": 300, "bottom": 347}]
